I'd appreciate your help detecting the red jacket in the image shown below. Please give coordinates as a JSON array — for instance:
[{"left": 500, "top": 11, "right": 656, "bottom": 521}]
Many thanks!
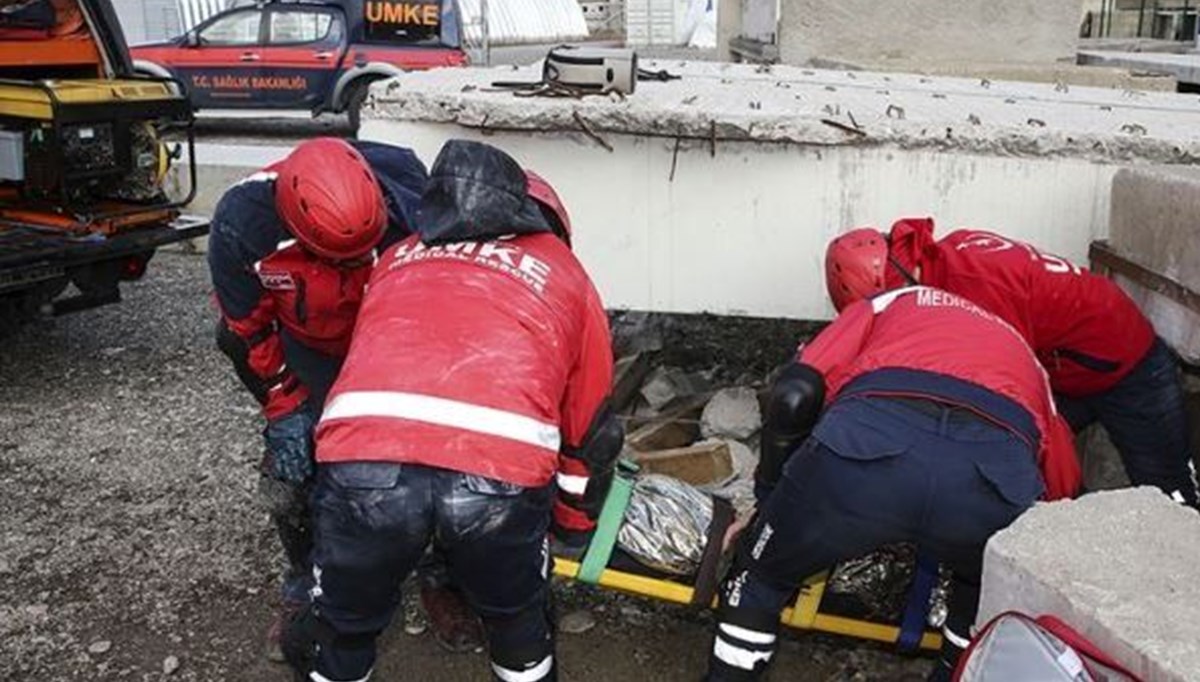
[
  {"left": 887, "top": 219, "right": 1155, "bottom": 397},
  {"left": 801, "top": 287, "right": 1081, "bottom": 500},
  {"left": 207, "top": 142, "right": 427, "bottom": 419}
]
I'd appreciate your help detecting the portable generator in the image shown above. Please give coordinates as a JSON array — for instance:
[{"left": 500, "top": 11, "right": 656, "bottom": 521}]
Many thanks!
[{"left": 0, "top": 77, "right": 196, "bottom": 225}]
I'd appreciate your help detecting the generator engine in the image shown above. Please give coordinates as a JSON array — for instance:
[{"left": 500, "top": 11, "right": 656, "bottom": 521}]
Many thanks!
[{"left": 0, "top": 78, "right": 191, "bottom": 216}]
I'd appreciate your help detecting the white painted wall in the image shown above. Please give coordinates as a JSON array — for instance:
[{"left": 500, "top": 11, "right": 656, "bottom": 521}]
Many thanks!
[{"left": 364, "top": 119, "right": 1115, "bottom": 320}]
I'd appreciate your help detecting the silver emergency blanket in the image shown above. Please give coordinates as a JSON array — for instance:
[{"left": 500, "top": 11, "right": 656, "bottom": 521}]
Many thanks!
[
  {"left": 618, "top": 474, "right": 714, "bottom": 575},
  {"left": 827, "top": 544, "right": 951, "bottom": 628}
]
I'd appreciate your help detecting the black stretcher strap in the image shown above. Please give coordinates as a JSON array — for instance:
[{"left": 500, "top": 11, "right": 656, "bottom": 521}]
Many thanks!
[{"left": 691, "top": 496, "right": 736, "bottom": 606}]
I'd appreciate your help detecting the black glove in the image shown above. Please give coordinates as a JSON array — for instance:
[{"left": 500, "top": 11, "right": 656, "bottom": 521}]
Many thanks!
[{"left": 264, "top": 404, "right": 317, "bottom": 484}]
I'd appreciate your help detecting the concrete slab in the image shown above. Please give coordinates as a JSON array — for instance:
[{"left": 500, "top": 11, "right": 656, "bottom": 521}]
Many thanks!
[
  {"left": 365, "top": 61, "right": 1200, "bottom": 318},
  {"left": 369, "top": 61, "right": 1200, "bottom": 163},
  {"left": 775, "top": 0, "right": 1080, "bottom": 67},
  {"left": 978, "top": 488, "right": 1200, "bottom": 682},
  {"left": 1080, "top": 50, "right": 1200, "bottom": 86},
  {"left": 1108, "top": 166, "right": 1200, "bottom": 362}
]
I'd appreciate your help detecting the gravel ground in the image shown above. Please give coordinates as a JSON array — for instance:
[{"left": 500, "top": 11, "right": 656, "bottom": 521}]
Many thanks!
[{"left": 0, "top": 252, "right": 935, "bottom": 681}]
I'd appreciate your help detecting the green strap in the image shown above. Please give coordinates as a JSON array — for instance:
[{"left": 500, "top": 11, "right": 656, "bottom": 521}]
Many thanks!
[{"left": 577, "top": 460, "right": 639, "bottom": 584}]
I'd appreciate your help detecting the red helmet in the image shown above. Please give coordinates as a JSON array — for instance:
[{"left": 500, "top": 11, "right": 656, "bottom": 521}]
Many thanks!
[
  {"left": 825, "top": 227, "right": 890, "bottom": 312},
  {"left": 525, "top": 170, "right": 572, "bottom": 245},
  {"left": 275, "top": 138, "right": 386, "bottom": 261}
]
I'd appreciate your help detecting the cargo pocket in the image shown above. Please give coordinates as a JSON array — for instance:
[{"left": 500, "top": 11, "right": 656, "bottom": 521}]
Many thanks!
[
  {"left": 974, "top": 444, "right": 1045, "bottom": 509},
  {"left": 327, "top": 462, "right": 404, "bottom": 490},
  {"left": 811, "top": 402, "right": 915, "bottom": 462},
  {"left": 462, "top": 474, "right": 525, "bottom": 498}
]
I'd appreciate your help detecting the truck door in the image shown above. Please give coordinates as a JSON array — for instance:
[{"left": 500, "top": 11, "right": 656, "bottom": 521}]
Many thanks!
[
  {"left": 173, "top": 7, "right": 267, "bottom": 108},
  {"left": 256, "top": 6, "right": 346, "bottom": 110}
]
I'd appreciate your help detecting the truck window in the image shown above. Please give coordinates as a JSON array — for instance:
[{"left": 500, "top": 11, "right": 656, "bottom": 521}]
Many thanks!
[
  {"left": 268, "top": 10, "right": 333, "bottom": 44},
  {"left": 199, "top": 9, "right": 262, "bottom": 45}
]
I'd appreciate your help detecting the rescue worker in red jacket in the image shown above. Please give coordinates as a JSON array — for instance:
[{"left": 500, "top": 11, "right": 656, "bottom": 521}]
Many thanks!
[
  {"left": 282, "top": 140, "right": 622, "bottom": 682},
  {"left": 826, "top": 219, "right": 1198, "bottom": 508},
  {"left": 207, "top": 137, "right": 435, "bottom": 657},
  {"left": 706, "top": 286, "right": 1082, "bottom": 682}
]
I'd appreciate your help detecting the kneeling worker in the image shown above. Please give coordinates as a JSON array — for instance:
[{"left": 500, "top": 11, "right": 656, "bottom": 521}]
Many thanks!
[{"left": 706, "top": 286, "right": 1082, "bottom": 682}]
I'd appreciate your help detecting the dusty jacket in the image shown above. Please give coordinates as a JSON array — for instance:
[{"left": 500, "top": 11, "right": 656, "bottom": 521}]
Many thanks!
[
  {"left": 207, "top": 141, "right": 426, "bottom": 418},
  {"left": 801, "top": 286, "right": 1081, "bottom": 501},
  {"left": 315, "top": 141, "right": 614, "bottom": 534},
  {"left": 887, "top": 218, "right": 1155, "bottom": 398}
]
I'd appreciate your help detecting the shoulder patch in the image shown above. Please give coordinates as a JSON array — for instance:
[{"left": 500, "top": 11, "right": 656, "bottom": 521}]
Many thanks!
[{"left": 258, "top": 271, "right": 296, "bottom": 290}]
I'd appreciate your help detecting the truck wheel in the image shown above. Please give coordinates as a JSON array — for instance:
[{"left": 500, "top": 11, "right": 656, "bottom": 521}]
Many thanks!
[{"left": 345, "top": 81, "right": 371, "bottom": 136}]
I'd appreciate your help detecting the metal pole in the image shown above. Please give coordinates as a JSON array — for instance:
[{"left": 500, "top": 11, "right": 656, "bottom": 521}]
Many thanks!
[
  {"left": 1138, "top": 0, "right": 1147, "bottom": 37},
  {"left": 479, "top": 0, "right": 491, "bottom": 66}
]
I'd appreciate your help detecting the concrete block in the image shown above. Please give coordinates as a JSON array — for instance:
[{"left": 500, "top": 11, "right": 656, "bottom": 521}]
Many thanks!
[
  {"left": 777, "top": 0, "right": 1080, "bottom": 66},
  {"left": 626, "top": 417, "right": 700, "bottom": 452},
  {"left": 630, "top": 440, "right": 734, "bottom": 485},
  {"left": 367, "top": 62, "right": 1200, "bottom": 318},
  {"left": 1110, "top": 166, "right": 1200, "bottom": 294},
  {"left": 1109, "top": 166, "right": 1200, "bottom": 363},
  {"left": 1077, "top": 425, "right": 1133, "bottom": 493},
  {"left": 640, "top": 367, "right": 712, "bottom": 411},
  {"left": 978, "top": 489, "right": 1200, "bottom": 682},
  {"left": 700, "top": 387, "right": 762, "bottom": 440}
]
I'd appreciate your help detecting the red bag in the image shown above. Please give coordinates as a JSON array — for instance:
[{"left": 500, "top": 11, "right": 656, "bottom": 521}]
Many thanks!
[{"left": 953, "top": 611, "right": 1142, "bottom": 682}]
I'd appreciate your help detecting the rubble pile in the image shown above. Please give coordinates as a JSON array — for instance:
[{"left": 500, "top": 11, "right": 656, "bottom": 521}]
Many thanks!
[{"left": 606, "top": 314, "right": 947, "bottom": 627}]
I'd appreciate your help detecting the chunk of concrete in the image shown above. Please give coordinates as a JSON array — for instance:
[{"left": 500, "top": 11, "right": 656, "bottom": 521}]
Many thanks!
[
  {"left": 639, "top": 367, "right": 711, "bottom": 412},
  {"left": 629, "top": 440, "right": 734, "bottom": 486},
  {"left": 1110, "top": 167, "right": 1200, "bottom": 294},
  {"left": 700, "top": 387, "right": 763, "bottom": 441},
  {"left": 777, "top": 0, "right": 1080, "bottom": 66},
  {"left": 1076, "top": 425, "right": 1132, "bottom": 493},
  {"left": 978, "top": 489, "right": 1200, "bottom": 682},
  {"left": 626, "top": 417, "right": 700, "bottom": 453},
  {"left": 1108, "top": 166, "right": 1200, "bottom": 364}
]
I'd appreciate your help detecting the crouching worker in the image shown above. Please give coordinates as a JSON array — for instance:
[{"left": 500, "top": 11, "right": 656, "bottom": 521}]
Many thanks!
[
  {"left": 284, "top": 140, "right": 623, "bottom": 682},
  {"left": 207, "top": 137, "right": 429, "bottom": 658},
  {"left": 830, "top": 220, "right": 1198, "bottom": 508},
  {"left": 705, "top": 286, "right": 1082, "bottom": 682}
]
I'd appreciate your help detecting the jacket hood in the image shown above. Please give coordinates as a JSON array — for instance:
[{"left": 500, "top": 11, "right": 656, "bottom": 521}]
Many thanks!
[
  {"left": 885, "top": 217, "right": 937, "bottom": 288},
  {"left": 415, "top": 140, "right": 551, "bottom": 245},
  {"left": 351, "top": 140, "right": 428, "bottom": 242}
]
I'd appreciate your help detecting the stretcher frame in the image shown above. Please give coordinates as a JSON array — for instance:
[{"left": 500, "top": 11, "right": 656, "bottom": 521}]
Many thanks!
[{"left": 553, "top": 553, "right": 942, "bottom": 651}]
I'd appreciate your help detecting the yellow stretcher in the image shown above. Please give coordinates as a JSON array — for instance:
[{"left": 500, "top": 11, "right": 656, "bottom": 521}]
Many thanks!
[
  {"left": 553, "top": 560, "right": 942, "bottom": 651},
  {"left": 552, "top": 461, "right": 943, "bottom": 653}
]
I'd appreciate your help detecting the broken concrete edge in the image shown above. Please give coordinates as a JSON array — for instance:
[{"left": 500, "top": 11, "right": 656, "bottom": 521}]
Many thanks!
[
  {"left": 366, "top": 63, "right": 1200, "bottom": 166},
  {"left": 370, "top": 93, "right": 1200, "bottom": 167}
]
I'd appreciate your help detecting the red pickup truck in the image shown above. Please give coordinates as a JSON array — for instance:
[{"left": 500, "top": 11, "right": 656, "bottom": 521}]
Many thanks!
[{"left": 131, "top": 0, "right": 468, "bottom": 128}]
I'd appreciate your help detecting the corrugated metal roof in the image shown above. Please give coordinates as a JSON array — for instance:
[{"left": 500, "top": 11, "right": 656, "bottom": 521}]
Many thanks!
[
  {"left": 178, "top": 0, "right": 226, "bottom": 32},
  {"left": 459, "top": 0, "right": 589, "bottom": 45}
]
